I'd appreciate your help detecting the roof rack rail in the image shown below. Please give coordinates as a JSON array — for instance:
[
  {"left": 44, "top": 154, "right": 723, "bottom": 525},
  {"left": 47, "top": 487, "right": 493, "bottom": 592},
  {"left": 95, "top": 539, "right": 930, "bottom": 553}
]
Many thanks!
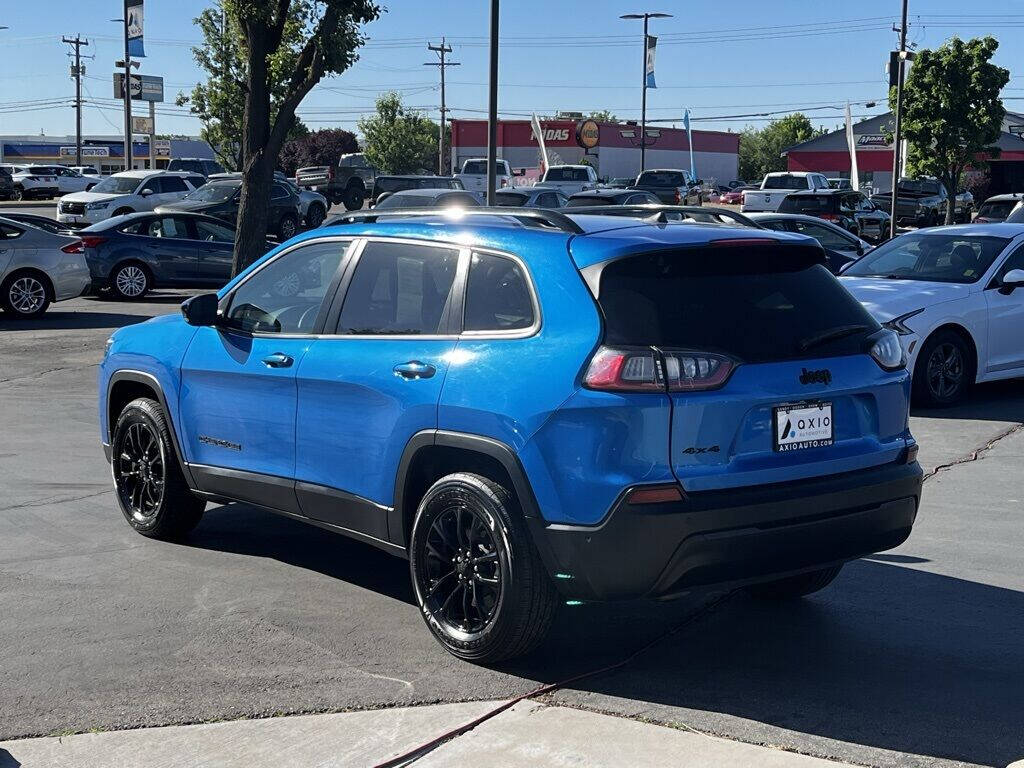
[
  {"left": 561, "top": 204, "right": 761, "bottom": 229},
  {"left": 326, "top": 206, "right": 585, "bottom": 234}
]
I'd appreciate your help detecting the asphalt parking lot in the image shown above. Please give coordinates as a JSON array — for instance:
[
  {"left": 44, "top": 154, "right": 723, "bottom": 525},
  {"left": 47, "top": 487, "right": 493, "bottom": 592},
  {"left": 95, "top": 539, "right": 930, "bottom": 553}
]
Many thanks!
[{"left": 1, "top": 288, "right": 1023, "bottom": 766}]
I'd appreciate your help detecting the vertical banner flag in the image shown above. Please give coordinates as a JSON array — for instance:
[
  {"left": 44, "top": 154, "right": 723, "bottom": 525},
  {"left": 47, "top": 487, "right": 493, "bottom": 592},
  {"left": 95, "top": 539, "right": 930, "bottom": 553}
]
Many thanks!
[
  {"left": 645, "top": 36, "right": 657, "bottom": 88},
  {"left": 684, "top": 109, "right": 696, "bottom": 180},
  {"left": 127, "top": 0, "right": 145, "bottom": 58},
  {"left": 531, "top": 113, "right": 549, "bottom": 174},
  {"left": 845, "top": 102, "right": 859, "bottom": 191}
]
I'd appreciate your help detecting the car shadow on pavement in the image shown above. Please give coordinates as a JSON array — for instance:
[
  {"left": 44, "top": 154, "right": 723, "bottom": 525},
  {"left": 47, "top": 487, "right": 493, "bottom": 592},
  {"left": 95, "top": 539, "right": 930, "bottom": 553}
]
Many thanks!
[
  {"left": 0, "top": 749, "right": 20, "bottom": 767},
  {"left": 510, "top": 560, "right": 1024, "bottom": 768},
  {"left": 186, "top": 502, "right": 416, "bottom": 605},
  {"left": 0, "top": 311, "right": 147, "bottom": 331},
  {"left": 912, "top": 379, "right": 1024, "bottom": 423}
]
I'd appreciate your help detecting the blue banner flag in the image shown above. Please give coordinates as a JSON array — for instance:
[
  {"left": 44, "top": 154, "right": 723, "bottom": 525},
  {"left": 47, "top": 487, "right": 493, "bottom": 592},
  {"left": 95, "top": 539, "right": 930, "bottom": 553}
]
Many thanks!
[
  {"left": 645, "top": 36, "right": 657, "bottom": 89},
  {"left": 127, "top": 0, "right": 145, "bottom": 58}
]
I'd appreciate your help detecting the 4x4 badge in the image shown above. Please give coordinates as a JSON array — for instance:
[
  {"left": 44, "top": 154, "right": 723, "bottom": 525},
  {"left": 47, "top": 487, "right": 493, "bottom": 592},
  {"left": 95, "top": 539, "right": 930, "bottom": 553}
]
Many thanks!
[{"left": 799, "top": 368, "right": 832, "bottom": 385}]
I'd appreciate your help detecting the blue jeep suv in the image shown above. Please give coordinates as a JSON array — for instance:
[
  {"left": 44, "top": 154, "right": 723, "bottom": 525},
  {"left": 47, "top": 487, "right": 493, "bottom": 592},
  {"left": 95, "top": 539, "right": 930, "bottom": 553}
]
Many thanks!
[{"left": 99, "top": 208, "right": 923, "bottom": 662}]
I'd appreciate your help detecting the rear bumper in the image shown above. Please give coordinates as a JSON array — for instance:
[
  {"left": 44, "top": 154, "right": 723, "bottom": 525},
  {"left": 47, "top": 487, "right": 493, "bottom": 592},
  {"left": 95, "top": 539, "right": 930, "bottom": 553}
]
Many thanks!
[{"left": 528, "top": 459, "right": 922, "bottom": 601}]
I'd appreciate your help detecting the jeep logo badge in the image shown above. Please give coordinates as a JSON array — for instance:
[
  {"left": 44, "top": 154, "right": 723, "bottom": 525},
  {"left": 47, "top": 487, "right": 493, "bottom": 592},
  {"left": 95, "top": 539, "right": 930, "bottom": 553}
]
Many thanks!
[{"left": 799, "top": 368, "right": 832, "bottom": 385}]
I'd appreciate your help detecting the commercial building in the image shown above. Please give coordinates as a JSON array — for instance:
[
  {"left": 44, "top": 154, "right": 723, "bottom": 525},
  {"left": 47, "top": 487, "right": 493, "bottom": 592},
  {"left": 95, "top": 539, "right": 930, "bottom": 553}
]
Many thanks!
[
  {"left": 0, "top": 134, "right": 216, "bottom": 174},
  {"left": 450, "top": 119, "right": 740, "bottom": 184},
  {"left": 784, "top": 112, "right": 1024, "bottom": 195}
]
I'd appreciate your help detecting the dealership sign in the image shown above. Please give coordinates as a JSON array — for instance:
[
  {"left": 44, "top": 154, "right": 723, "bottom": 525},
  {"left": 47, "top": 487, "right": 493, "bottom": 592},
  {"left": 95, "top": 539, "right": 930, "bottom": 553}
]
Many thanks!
[
  {"left": 855, "top": 134, "right": 890, "bottom": 149},
  {"left": 59, "top": 146, "right": 110, "bottom": 157},
  {"left": 113, "top": 73, "right": 164, "bottom": 102},
  {"left": 576, "top": 119, "right": 600, "bottom": 150}
]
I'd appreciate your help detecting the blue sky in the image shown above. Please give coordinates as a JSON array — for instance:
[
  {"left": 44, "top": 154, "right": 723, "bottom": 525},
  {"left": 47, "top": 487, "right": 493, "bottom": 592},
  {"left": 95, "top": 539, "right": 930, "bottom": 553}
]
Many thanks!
[{"left": 2, "top": 0, "right": 1023, "bottom": 139}]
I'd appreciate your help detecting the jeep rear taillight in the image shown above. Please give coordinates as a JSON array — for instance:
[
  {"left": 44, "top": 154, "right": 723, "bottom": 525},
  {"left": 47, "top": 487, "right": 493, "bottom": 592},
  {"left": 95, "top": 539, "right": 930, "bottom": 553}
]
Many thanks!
[{"left": 583, "top": 346, "right": 735, "bottom": 392}]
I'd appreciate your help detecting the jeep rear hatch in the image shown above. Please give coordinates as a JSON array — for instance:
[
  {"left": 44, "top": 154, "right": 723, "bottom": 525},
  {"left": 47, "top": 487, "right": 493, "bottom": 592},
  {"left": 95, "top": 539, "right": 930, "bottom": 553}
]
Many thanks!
[{"left": 588, "top": 243, "right": 910, "bottom": 492}]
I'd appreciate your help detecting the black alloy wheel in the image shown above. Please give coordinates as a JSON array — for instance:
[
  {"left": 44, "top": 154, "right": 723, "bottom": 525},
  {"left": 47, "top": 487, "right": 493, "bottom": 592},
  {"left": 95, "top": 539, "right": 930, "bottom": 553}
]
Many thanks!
[
  {"left": 114, "top": 420, "right": 166, "bottom": 524},
  {"left": 913, "top": 330, "right": 973, "bottom": 407}
]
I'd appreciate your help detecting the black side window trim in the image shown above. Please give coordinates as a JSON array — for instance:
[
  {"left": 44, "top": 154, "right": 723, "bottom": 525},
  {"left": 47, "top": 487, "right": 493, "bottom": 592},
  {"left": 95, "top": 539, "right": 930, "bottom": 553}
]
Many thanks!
[{"left": 218, "top": 237, "right": 354, "bottom": 336}]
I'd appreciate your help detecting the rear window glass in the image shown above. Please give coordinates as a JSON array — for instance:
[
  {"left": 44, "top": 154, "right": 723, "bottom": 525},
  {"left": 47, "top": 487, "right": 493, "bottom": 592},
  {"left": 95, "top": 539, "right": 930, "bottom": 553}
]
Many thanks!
[
  {"left": 462, "top": 161, "right": 488, "bottom": 175},
  {"left": 636, "top": 171, "right": 686, "bottom": 187},
  {"left": 565, "top": 195, "right": 617, "bottom": 207},
  {"left": 597, "top": 248, "right": 878, "bottom": 363},
  {"left": 494, "top": 192, "right": 529, "bottom": 206},
  {"left": 545, "top": 167, "right": 589, "bottom": 182},
  {"left": 762, "top": 175, "right": 808, "bottom": 190},
  {"left": 897, "top": 179, "right": 941, "bottom": 195},
  {"left": 977, "top": 201, "right": 1018, "bottom": 220},
  {"left": 778, "top": 195, "right": 832, "bottom": 213}
]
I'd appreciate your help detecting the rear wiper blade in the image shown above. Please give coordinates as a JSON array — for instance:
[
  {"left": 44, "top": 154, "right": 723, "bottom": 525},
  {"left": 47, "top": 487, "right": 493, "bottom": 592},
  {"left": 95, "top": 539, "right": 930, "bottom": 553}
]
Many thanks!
[{"left": 799, "top": 324, "right": 870, "bottom": 352}]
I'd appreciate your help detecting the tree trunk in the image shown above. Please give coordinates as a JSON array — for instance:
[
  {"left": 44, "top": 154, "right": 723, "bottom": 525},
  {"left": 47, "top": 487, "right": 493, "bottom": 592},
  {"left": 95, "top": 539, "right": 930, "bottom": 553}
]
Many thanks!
[
  {"left": 942, "top": 173, "right": 959, "bottom": 225},
  {"left": 232, "top": 32, "right": 273, "bottom": 276}
]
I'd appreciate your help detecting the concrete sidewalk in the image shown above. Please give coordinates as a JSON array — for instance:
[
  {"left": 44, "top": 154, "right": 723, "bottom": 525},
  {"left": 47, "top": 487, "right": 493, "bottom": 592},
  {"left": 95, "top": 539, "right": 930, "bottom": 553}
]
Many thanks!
[{"left": 0, "top": 700, "right": 851, "bottom": 768}]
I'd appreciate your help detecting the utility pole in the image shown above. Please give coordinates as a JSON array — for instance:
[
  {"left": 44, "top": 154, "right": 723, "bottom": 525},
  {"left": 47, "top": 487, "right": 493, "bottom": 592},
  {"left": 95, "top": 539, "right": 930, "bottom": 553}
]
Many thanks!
[
  {"left": 425, "top": 38, "right": 460, "bottom": 176},
  {"left": 122, "top": 2, "right": 133, "bottom": 171},
  {"left": 63, "top": 35, "right": 89, "bottom": 167},
  {"left": 620, "top": 12, "right": 672, "bottom": 173},
  {"left": 889, "top": 0, "right": 909, "bottom": 239},
  {"left": 486, "top": 0, "right": 499, "bottom": 205}
]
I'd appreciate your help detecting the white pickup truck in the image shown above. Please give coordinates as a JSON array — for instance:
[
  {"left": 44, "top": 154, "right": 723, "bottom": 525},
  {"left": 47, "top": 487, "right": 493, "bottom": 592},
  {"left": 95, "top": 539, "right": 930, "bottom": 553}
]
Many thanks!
[
  {"left": 455, "top": 158, "right": 513, "bottom": 194},
  {"left": 741, "top": 171, "right": 832, "bottom": 213},
  {"left": 535, "top": 164, "right": 599, "bottom": 195}
]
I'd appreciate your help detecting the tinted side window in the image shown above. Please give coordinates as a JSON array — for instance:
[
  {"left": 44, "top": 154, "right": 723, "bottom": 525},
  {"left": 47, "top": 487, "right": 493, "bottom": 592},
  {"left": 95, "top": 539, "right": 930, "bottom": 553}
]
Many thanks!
[
  {"left": 464, "top": 252, "right": 535, "bottom": 332},
  {"left": 337, "top": 242, "right": 459, "bottom": 335},
  {"left": 160, "top": 176, "right": 189, "bottom": 193},
  {"left": 793, "top": 221, "right": 855, "bottom": 250},
  {"left": 271, "top": 183, "right": 290, "bottom": 200},
  {"left": 194, "top": 218, "right": 235, "bottom": 242},
  {"left": 225, "top": 241, "right": 348, "bottom": 334}
]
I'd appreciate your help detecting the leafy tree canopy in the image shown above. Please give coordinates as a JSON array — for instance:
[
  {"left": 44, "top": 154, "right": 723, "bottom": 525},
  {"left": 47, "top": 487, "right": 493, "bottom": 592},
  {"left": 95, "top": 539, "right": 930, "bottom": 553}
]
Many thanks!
[
  {"left": 279, "top": 128, "right": 359, "bottom": 175},
  {"left": 358, "top": 92, "right": 441, "bottom": 175},
  {"left": 739, "top": 113, "right": 823, "bottom": 181}
]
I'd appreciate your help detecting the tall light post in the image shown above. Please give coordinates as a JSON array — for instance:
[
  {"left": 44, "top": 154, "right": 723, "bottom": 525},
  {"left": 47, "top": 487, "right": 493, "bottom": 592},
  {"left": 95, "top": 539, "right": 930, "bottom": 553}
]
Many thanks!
[
  {"left": 110, "top": 11, "right": 134, "bottom": 171},
  {"left": 0, "top": 27, "right": 7, "bottom": 165},
  {"left": 620, "top": 11, "right": 671, "bottom": 173},
  {"left": 486, "top": 0, "right": 499, "bottom": 204}
]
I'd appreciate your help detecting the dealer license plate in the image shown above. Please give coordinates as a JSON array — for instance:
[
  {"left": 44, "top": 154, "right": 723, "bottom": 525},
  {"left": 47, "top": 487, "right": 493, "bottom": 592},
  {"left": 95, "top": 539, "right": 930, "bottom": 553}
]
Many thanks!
[{"left": 774, "top": 402, "right": 833, "bottom": 452}]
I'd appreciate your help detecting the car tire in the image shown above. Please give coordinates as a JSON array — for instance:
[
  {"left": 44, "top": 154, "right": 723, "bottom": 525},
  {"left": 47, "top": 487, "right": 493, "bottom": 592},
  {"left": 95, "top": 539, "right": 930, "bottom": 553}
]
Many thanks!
[
  {"left": 11, "top": 186, "right": 23, "bottom": 202},
  {"left": 748, "top": 565, "right": 843, "bottom": 599},
  {"left": 0, "top": 270, "right": 51, "bottom": 317},
  {"left": 913, "top": 328, "right": 974, "bottom": 407},
  {"left": 409, "top": 472, "right": 557, "bottom": 664},
  {"left": 109, "top": 261, "right": 151, "bottom": 300},
  {"left": 342, "top": 186, "right": 364, "bottom": 211},
  {"left": 112, "top": 207, "right": 134, "bottom": 218},
  {"left": 305, "top": 203, "right": 326, "bottom": 228},
  {"left": 111, "top": 397, "right": 205, "bottom": 540},
  {"left": 277, "top": 213, "right": 298, "bottom": 241}
]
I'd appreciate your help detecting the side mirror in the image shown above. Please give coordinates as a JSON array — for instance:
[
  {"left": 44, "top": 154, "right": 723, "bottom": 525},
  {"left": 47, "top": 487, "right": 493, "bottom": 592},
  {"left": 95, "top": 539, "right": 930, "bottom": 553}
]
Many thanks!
[
  {"left": 999, "top": 268, "right": 1024, "bottom": 294},
  {"left": 139, "top": 188, "right": 154, "bottom": 197},
  {"left": 181, "top": 293, "right": 219, "bottom": 326}
]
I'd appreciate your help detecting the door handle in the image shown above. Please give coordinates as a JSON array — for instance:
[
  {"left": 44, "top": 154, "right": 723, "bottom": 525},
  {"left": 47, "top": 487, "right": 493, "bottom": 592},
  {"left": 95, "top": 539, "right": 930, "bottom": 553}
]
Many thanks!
[
  {"left": 393, "top": 360, "right": 436, "bottom": 379},
  {"left": 261, "top": 352, "right": 293, "bottom": 368}
]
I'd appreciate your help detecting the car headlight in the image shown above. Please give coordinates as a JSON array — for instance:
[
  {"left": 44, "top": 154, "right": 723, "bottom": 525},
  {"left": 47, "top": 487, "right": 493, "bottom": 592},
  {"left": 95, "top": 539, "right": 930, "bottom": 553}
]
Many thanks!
[
  {"left": 882, "top": 308, "right": 924, "bottom": 336},
  {"left": 869, "top": 328, "right": 906, "bottom": 371},
  {"left": 86, "top": 201, "right": 110, "bottom": 210},
  {"left": 103, "top": 335, "right": 115, "bottom": 360}
]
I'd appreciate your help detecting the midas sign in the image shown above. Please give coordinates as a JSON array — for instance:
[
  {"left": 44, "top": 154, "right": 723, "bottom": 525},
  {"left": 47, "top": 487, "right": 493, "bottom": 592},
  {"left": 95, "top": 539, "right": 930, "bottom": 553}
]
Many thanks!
[
  {"left": 576, "top": 120, "right": 600, "bottom": 149},
  {"left": 531, "top": 128, "right": 570, "bottom": 142}
]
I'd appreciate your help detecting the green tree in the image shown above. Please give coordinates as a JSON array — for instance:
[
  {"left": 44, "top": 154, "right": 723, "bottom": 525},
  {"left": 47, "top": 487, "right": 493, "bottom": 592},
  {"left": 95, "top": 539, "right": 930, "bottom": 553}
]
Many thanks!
[
  {"left": 177, "top": 2, "right": 311, "bottom": 171},
  {"left": 586, "top": 110, "right": 617, "bottom": 122},
  {"left": 359, "top": 92, "right": 440, "bottom": 175},
  {"left": 220, "top": 0, "right": 379, "bottom": 273},
  {"left": 895, "top": 36, "right": 1009, "bottom": 224},
  {"left": 739, "top": 114, "right": 822, "bottom": 181}
]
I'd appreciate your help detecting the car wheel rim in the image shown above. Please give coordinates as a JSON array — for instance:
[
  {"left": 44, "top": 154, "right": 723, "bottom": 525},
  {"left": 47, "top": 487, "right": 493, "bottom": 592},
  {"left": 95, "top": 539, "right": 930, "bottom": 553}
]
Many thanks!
[
  {"left": 114, "top": 421, "right": 165, "bottom": 522},
  {"left": 420, "top": 502, "right": 502, "bottom": 636},
  {"left": 9, "top": 276, "right": 46, "bottom": 313},
  {"left": 116, "top": 266, "right": 146, "bottom": 297},
  {"left": 927, "top": 342, "right": 963, "bottom": 400},
  {"left": 282, "top": 219, "right": 296, "bottom": 238}
]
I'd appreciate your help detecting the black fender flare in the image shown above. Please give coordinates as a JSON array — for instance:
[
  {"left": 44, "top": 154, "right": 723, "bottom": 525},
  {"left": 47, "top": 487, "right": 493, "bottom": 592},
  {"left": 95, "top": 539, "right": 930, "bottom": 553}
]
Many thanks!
[
  {"left": 390, "top": 429, "right": 545, "bottom": 549},
  {"left": 106, "top": 370, "right": 196, "bottom": 488}
]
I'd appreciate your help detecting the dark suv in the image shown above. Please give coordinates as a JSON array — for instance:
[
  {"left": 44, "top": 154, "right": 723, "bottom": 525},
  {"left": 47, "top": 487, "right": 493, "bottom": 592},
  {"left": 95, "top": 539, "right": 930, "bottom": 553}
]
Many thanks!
[
  {"left": 779, "top": 190, "right": 891, "bottom": 242},
  {"left": 99, "top": 207, "right": 921, "bottom": 663},
  {"left": 0, "top": 166, "right": 14, "bottom": 200},
  {"left": 156, "top": 178, "right": 301, "bottom": 240}
]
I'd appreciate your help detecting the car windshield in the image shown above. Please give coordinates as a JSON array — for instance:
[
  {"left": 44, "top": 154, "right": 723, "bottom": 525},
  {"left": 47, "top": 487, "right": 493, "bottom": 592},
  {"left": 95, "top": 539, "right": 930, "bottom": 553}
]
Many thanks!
[
  {"left": 843, "top": 233, "right": 1009, "bottom": 283},
  {"left": 637, "top": 171, "right": 686, "bottom": 186},
  {"left": 90, "top": 176, "right": 140, "bottom": 194},
  {"left": 183, "top": 184, "right": 237, "bottom": 202},
  {"left": 897, "top": 179, "right": 941, "bottom": 195},
  {"left": 763, "top": 175, "right": 807, "bottom": 190},
  {"left": 977, "top": 200, "right": 1018, "bottom": 220}
]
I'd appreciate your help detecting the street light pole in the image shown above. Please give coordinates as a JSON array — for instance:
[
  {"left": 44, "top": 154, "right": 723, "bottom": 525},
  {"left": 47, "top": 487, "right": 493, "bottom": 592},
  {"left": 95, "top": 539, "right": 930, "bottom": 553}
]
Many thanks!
[
  {"left": 123, "top": 2, "right": 133, "bottom": 171},
  {"left": 620, "top": 12, "right": 672, "bottom": 174},
  {"left": 486, "top": 0, "right": 499, "bottom": 205},
  {"left": 889, "top": 0, "right": 909, "bottom": 239},
  {"left": 0, "top": 27, "right": 7, "bottom": 165}
]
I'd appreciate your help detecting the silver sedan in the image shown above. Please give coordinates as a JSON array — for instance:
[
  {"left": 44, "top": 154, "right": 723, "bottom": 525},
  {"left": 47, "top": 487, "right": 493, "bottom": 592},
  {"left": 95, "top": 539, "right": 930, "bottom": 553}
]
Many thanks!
[{"left": 0, "top": 216, "right": 89, "bottom": 317}]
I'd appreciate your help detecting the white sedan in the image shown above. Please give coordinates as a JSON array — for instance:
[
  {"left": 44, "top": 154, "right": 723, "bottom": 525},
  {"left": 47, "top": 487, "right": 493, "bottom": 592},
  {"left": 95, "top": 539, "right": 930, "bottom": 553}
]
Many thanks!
[{"left": 841, "top": 224, "right": 1024, "bottom": 406}]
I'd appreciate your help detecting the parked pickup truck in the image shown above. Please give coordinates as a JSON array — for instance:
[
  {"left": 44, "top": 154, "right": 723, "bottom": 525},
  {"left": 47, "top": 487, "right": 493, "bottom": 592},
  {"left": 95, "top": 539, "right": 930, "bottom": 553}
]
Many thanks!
[
  {"left": 741, "top": 172, "right": 832, "bottom": 213},
  {"left": 630, "top": 168, "right": 702, "bottom": 206},
  {"left": 535, "top": 164, "right": 599, "bottom": 195},
  {"left": 455, "top": 158, "right": 513, "bottom": 194},
  {"left": 869, "top": 177, "right": 972, "bottom": 227},
  {"left": 296, "top": 152, "right": 376, "bottom": 211}
]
